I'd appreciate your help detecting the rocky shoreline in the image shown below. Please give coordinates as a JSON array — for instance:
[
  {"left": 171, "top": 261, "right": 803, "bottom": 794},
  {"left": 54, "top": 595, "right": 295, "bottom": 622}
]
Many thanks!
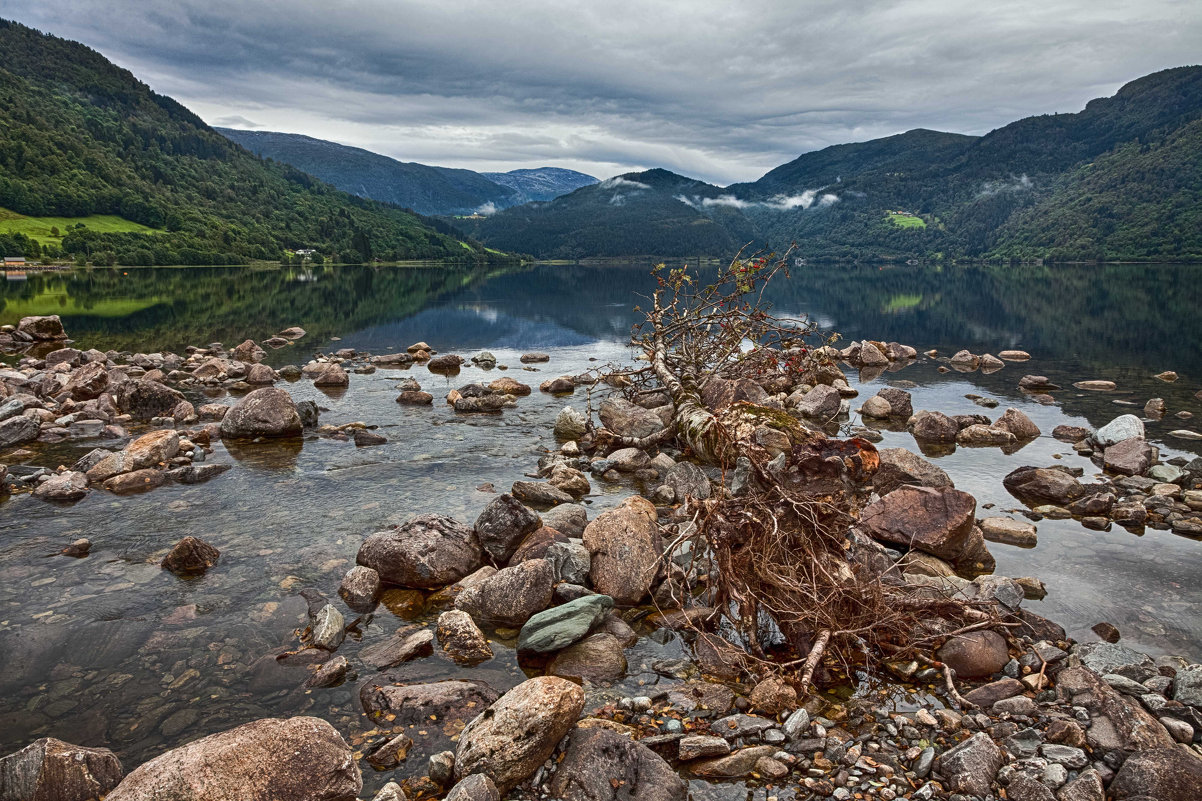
[{"left": 0, "top": 316, "right": 1200, "bottom": 800}]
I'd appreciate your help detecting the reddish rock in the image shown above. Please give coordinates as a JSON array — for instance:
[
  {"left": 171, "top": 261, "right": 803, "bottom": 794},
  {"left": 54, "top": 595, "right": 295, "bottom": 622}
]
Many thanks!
[
  {"left": 583, "top": 496, "right": 661, "bottom": 605},
  {"left": 105, "top": 716, "right": 360, "bottom": 801},
  {"left": 356, "top": 515, "right": 483, "bottom": 589},
  {"left": 860, "top": 486, "right": 976, "bottom": 561},
  {"left": 0, "top": 737, "right": 123, "bottom": 801},
  {"left": 936, "top": 630, "right": 1009, "bottom": 678}
]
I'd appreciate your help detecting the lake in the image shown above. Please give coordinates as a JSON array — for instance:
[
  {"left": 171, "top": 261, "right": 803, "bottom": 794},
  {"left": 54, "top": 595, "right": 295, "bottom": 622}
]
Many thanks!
[{"left": 1, "top": 260, "right": 1200, "bottom": 790}]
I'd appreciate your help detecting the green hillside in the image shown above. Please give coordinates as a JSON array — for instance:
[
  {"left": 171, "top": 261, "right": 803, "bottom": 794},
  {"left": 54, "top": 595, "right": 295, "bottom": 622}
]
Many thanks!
[
  {"left": 0, "top": 19, "right": 494, "bottom": 265},
  {"left": 473, "top": 67, "right": 1202, "bottom": 262}
]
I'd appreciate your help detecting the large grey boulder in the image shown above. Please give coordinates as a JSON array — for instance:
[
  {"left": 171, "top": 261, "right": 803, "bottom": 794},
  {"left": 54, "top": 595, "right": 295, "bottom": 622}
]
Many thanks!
[
  {"left": 0, "top": 414, "right": 40, "bottom": 450},
  {"left": 357, "top": 515, "right": 483, "bottom": 589},
  {"left": 1094, "top": 414, "right": 1145, "bottom": 447},
  {"left": 548, "top": 726, "right": 686, "bottom": 801},
  {"left": 0, "top": 737, "right": 123, "bottom": 801},
  {"left": 873, "top": 447, "right": 952, "bottom": 496},
  {"left": 541, "top": 504, "right": 588, "bottom": 538},
  {"left": 454, "top": 559, "right": 555, "bottom": 627},
  {"left": 1109, "top": 746, "right": 1202, "bottom": 801},
  {"left": 219, "top": 387, "right": 302, "bottom": 438},
  {"left": 474, "top": 494, "right": 541, "bottom": 563},
  {"left": 793, "top": 384, "right": 842, "bottom": 419},
  {"left": 599, "top": 397, "right": 664, "bottom": 439},
  {"left": 105, "top": 717, "right": 360, "bottom": 801},
  {"left": 518, "top": 594, "right": 614, "bottom": 653},
  {"left": 583, "top": 496, "right": 661, "bottom": 605},
  {"left": 663, "top": 461, "right": 711, "bottom": 501},
  {"left": 114, "top": 379, "right": 185, "bottom": 422},
  {"left": 937, "top": 732, "right": 1003, "bottom": 797},
  {"left": 454, "top": 676, "right": 585, "bottom": 793},
  {"left": 16, "top": 315, "right": 67, "bottom": 340}
]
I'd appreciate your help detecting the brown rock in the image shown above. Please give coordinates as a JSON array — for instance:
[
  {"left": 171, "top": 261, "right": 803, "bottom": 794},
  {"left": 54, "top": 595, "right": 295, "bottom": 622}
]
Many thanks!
[
  {"left": 396, "top": 390, "right": 433, "bottom": 405},
  {"left": 488, "top": 377, "right": 531, "bottom": 396},
  {"left": 583, "top": 496, "right": 661, "bottom": 605},
  {"left": 436, "top": 610, "right": 493, "bottom": 665},
  {"left": 356, "top": 515, "right": 483, "bottom": 589},
  {"left": 548, "top": 633, "right": 627, "bottom": 682},
  {"left": 105, "top": 717, "right": 360, "bottom": 801},
  {"left": 360, "top": 627, "right": 434, "bottom": 670},
  {"left": 909, "top": 410, "right": 959, "bottom": 443},
  {"left": 338, "top": 566, "right": 381, "bottom": 611},
  {"left": 1104, "top": 438, "right": 1154, "bottom": 476},
  {"left": 454, "top": 676, "right": 585, "bottom": 792},
  {"left": 689, "top": 745, "right": 777, "bottom": 778},
  {"left": 115, "top": 379, "right": 185, "bottom": 421},
  {"left": 873, "top": 447, "right": 953, "bottom": 496},
  {"left": 474, "top": 493, "right": 542, "bottom": 563},
  {"left": 454, "top": 559, "right": 554, "bottom": 627},
  {"left": 962, "top": 677, "right": 1024, "bottom": 707},
  {"left": 102, "top": 468, "right": 165, "bottom": 494},
  {"left": 1003, "top": 466, "right": 1086, "bottom": 506},
  {"left": 0, "top": 737, "right": 122, "bottom": 801},
  {"left": 547, "top": 727, "right": 686, "bottom": 801},
  {"left": 860, "top": 485, "right": 976, "bottom": 561},
  {"left": 936, "top": 630, "right": 1009, "bottom": 678},
  {"left": 161, "top": 536, "right": 220, "bottom": 575},
  {"left": 63, "top": 361, "right": 110, "bottom": 400},
  {"left": 748, "top": 675, "right": 797, "bottom": 716},
  {"left": 996, "top": 407, "right": 1040, "bottom": 439},
  {"left": 219, "top": 387, "right": 302, "bottom": 438},
  {"left": 1109, "top": 746, "right": 1202, "bottom": 801}
]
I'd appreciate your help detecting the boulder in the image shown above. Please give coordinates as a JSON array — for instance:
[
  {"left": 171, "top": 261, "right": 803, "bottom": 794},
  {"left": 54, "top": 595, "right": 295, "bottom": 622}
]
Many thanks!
[
  {"left": 544, "top": 541, "right": 591, "bottom": 585},
  {"left": 0, "top": 415, "right": 42, "bottom": 449},
  {"left": 427, "top": 354, "right": 464, "bottom": 372},
  {"left": 115, "top": 380, "right": 185, "bottom": 421},
  {"left": 956, "top": 424, "right": 1016, "bottom": 446},
  {"left": 17, "top": 315, "right": 67, "bottom": 340},
  {"left": 793, "top": 384, "right": 842, "bottom": 419},
  {"left": 909, "top": 410, "right": 959, "bottom": 443},
  {"left": 1104, "top": 438, "right": 1155, "bottom": 476},
  {"left": 1003, "top": 466, "right": 1086, "bottom": 506},
  {"left": 360, "top": 678, "right": 499, "bottom": 728},
  {"left": 542, "top": 504, "right": 588, "bottom": 538},
  {"left": 474, "top": 494, "right": 542, "bottom": 564},
  {"left": 219, "top": 387, "right": 302, "bottom": 438},
  {"left": 161, "top": 536, "right": 220, "bottom": 575},
  {"left": 63, "top": 362, "right": 110, "bottom": 400},
  {"left": 936, "top": 630, "right": 1009, "bottom": 678},
  {"left": 511, "top": 480, "right": 574, "bottom": 507},
  {"left": 1109, "top": 746, "right": 1202, "bottom": 801},
  {"left": 876, "top": 387, "right": 913, "bottom": 418},
  {"left": 949, "top": 350, "right": 979, "bottom": 369},
  {"left": 937, "top": 731, "right": 1003, "bottom": 797},
  {"left": 454, "top": 559, "right": 555, "bottom": 627},
  {"left": 0, "top": 737, "right": 123, "bottom": 801},
  {"left": 1095, "top": 415, "right": 1145, "bottom": 447},
  {"left": 338, "top": 566, "right": 381, "bottom": 612},
  {"left": 231, "top": 339, "right": 266, "bottom": 363},
  {"left": 979, "top": 517, "right": 1037, "bottom": 547},
  {"left": 554, "top": 406, "right": 588, "bottom": 440},
  {"left": 356, "top": 515, "right": 483, "bottom": 589},
  {"left": 311, "top": 605, "right": 346, "bottom": 651},
  {"left": 445, "top": 775, "right": 499, "bottom": 801},
  {"left": 996, "top": 407, "right": 1040, "bottom": 439},
  {"left": 102, "top": 469, "right": 166, "bottom": 494},
  {"left": 488, "top": 377, "right": 531, "bottom": 396},
  {"left": 583, "top": 496, "right": 661, "bottom": 605},
  {"left": 860, "top": 486, "right": 976, "bottom": 561},
  {"left": 548, "top": 465, "right": 590, "bottom": 498},
  {"left": 518, "top": 594, "right": 614, "bottom": 653},
  {"left": 548, "top": 727, "right": 686, "bottom": 801},
  {"left": 124, "top": 429, "right": 180, "bottom": 471},
  {"left": 662, "top": 461, "right": 711, "bottom": 501},
  {"left": 436, "top": 610, "right": 493, "bottom": 664},
  {"left": 396, "top": 390, "right": 433, "bottom": 405},
  {"left": 32, "top": 471, "right": 89, "bottom": 502},
  {"left": 606, "top": 447, "right": 651, "bottom": 472},
  {"left": 688, "top": 746, "right": 777, "bottom": 778},
  {"left": 540, "top": 377, "right": 575, "bottom": 394},
  {"left": 861, "top": 395, "right": 891, "bottom": 418},
  {"left": 1055, "top": 666, "right": 1174, "bottom": 756},
  {"left": 454, "top": 676, "right": 585, "bottom": 793},
  {"left": 105, "top": 717, "right": 360, "bottom": 801},
  {"left": 548, "top": 633, "right": 627, "bottom": 682},
  {"left": 748, "top": 675, "right": 797, "bottom": 716}
]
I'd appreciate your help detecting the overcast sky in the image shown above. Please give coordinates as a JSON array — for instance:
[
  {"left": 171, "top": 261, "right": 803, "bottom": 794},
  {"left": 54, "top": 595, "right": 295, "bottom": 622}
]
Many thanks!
[{"left": 8, "top": 1, "right": 1201, "bottom": 184}]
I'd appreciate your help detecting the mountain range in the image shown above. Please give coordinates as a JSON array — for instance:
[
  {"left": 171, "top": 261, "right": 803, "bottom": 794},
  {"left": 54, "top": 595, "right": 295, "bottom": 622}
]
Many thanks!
[
  {"left": 218, "top": 129, "right": 596, "bottom": 216},
  {"left": 466, "top": 66, "right": 1202, "bottom": 261},
  {"left": 0, "top": 18, "right": 500, "bottom": 265}
]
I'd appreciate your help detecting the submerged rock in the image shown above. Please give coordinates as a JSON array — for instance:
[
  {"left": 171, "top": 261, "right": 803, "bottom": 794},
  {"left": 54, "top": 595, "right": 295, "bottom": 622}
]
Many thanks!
[
  {"left": 161, "top": 536, "right": 220, "bottom": 575},
  {"left": 105, "top": 716, "right": 360, "bottom": 801}
]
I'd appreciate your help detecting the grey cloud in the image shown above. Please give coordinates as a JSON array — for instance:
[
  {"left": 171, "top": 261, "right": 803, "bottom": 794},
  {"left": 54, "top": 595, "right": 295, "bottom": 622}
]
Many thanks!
[{"left": 6, "top": 0, "right": 1201, "bottom": 184}]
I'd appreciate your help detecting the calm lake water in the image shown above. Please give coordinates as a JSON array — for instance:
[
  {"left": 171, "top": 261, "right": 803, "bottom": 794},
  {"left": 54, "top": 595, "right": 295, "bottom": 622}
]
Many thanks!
[{"left": 1, "top": 261, "right": 1200, "bottom": 790}]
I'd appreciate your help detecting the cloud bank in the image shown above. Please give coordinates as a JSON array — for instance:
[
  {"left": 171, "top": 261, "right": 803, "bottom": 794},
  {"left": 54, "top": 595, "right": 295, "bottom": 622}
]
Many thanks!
[{"left": 6, "top": 0, "right": 1200, "bottom": 184}]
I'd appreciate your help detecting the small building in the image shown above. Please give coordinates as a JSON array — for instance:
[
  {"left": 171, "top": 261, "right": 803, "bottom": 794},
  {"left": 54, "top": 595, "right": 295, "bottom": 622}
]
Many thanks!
[
  {"left": 294, "top": 249, "right": 317, "bottom": 258},
  {"left": 3, "top": 257, "right": 26, "bottom": 266}
]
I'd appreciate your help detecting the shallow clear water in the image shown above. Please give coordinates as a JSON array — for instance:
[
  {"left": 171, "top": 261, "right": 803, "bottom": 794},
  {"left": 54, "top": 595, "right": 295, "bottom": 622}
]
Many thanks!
[{"left": 0, "top": 261, "right": 1200, "bottom": 785}]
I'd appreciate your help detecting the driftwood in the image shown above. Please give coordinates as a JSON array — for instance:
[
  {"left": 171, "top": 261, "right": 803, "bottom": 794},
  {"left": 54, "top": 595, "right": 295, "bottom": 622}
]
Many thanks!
[{"left": 591, "top": 251, "right": 1002, "bottom": 699}]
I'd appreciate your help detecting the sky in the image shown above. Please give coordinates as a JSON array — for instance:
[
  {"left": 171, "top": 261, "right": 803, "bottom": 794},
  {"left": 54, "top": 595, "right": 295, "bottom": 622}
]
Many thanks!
[{"left": 7, "top": 1, "right": 1201, "bottom": 185}]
